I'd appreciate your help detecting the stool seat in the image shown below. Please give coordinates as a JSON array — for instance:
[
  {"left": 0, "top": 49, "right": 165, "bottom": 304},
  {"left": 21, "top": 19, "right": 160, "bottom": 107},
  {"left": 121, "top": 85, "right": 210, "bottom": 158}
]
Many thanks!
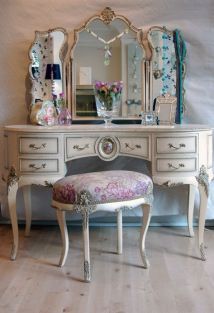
[
  {"left": 53, "top": 170, "right": 153, "bottom": 205},
  {"left": 52, "top": 170, "right": 153, "bottom": 282}
]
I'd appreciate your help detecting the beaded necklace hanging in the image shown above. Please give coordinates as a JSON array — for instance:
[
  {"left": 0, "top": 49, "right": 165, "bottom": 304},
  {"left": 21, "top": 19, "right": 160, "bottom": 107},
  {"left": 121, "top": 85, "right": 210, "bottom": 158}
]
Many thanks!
[{"left": 85, "top": 27, "right": 128, "bottom": 65}]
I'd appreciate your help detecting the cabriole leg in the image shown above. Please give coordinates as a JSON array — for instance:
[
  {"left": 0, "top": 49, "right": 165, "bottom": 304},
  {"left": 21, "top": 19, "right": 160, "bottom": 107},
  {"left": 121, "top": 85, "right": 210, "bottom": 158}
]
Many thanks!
[
  {"left": 140, "top": 203, "right": 151, "bottom": 268},
  {"left": 23, "top": 185, "right": 32, "bottom": 237},
  {"left": 187, "top": 184, "right": 196, "bottom": 238},
  {"left": 82, "top": 211, "right": 91, "bottom": 282},
  {"left": 8, "top": 183, "right": 19, "bottom": 260},
  {"left": 198, "top": 184, "right": 208, "bottom": 261},
  {"left": 56, "top": 210, "right": 69, "bottom": 267},
  {"left": 117, "top": 209, "right": 123, "bottom": 254}
]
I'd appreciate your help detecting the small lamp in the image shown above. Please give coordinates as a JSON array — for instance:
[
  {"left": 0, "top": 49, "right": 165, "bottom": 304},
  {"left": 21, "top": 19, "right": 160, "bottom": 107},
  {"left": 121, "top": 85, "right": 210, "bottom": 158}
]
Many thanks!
[
  {"left": 45, "top": 63, "right": 61, "bottom": 80},
  {"left": 45, "top": 63, "right": 61, "bottom": 96}
]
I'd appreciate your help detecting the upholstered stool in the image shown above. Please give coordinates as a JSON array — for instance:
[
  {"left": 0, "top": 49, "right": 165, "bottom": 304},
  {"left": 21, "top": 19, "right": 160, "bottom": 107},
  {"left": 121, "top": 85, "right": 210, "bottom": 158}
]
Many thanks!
[{"left": 52, "top": 170, "right": 153, "bottom": 282}]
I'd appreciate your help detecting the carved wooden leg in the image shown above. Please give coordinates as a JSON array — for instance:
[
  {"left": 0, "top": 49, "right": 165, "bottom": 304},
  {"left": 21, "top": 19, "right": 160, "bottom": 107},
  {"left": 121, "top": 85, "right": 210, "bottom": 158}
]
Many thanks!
[
  {"left": 187, "top": 184, "right": 196, "bottom": 238},
  {"left": 23, "top": 185, "right": 32, "bottom": 237},
  {"left": 198, "top": 184, "right": 208, "bottom": 261},
  {"left": 82, "top": 211, "right": 91, "bottom": 282},
  {"left": 8, "top": 183, "right": 19, "bottom": 260},
  {"left": 56, "top": 210, "right": 69, "bottom": 267},
  {"left": 117, "top": 209, "right": 123, "bottom": 254},
  {"left": 196, "top": 165, "right": 209, "bottom": 261},
  {"left": 140, "top": 203, "right": 151, "bottom": 268}
]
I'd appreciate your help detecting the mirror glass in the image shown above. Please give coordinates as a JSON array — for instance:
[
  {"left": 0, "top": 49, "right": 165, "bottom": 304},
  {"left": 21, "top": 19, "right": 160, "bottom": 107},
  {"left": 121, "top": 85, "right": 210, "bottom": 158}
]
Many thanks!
[
  {"left": 70, "top": 9, "right": 145, "bottom": 120},
  {"left": 29, "top": 28, "right": 67, "bottom": 104}
]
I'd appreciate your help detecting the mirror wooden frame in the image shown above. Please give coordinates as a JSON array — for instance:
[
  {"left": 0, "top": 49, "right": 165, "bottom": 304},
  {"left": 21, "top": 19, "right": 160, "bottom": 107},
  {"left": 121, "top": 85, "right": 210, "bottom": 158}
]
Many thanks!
[
  {"left": 67, "top": 7, "right": 145, "bottom": 121},
  {"left": 28, "top": 8, "right": 186, "bottom": 124}
]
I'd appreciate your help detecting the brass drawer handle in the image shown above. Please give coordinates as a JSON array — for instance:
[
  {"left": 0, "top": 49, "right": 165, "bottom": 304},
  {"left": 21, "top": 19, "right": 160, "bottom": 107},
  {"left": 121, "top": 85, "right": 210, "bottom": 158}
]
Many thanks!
[
  {"left": 29, "top": 143, "right": 47, "bottom": 150},
  {"left": 168, "top": 143, "right": 186, "bottom": 150},
  {"left": 125, "top": 143, "right": 141, "bottom": 150},
  {"left": 29, "top": 163, "right": 46, "bottom": 170},
  {"left": 168, "top": 163, "right": 185, "bottom": 170},
  {"left": 73, "top": 144, "right": 89, "bottom": 151}
]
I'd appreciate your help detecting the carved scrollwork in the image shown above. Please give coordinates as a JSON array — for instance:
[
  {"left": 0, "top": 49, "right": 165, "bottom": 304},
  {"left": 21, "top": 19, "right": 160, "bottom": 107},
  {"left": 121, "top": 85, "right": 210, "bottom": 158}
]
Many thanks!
[
  {"left": 2, "top": 166, "right": 19, "bottom": 192},
  {"left": 100, "top": 7, "right": 115, "bottom": 24},
  {"left": 84, "top": 260, "right": 91, "bottom": 282},
  {"left": 196, "top": 165, "right": 209, "bottom": 197}
]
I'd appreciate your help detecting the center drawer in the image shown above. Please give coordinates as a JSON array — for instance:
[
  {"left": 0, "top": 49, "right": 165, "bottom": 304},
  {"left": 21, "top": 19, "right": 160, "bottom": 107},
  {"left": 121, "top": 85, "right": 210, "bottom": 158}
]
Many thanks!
[
  {"left": 66, "top": 137, "right": 96, "bottom": 159},
  {"left": 119, "top": 136, "right": 149, "bottom": 159}
]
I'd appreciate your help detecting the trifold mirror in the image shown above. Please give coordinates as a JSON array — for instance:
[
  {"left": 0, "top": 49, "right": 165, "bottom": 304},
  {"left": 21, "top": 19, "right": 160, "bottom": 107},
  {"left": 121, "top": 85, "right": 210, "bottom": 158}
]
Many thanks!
[{"left": 29, "top": 7, "right": 186, "bottom": 124}]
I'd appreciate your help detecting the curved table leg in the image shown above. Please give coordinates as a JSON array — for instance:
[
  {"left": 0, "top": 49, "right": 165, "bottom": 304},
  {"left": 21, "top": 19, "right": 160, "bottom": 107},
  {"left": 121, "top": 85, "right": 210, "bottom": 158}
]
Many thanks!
[
  {"left": 198, "top": 184, "right": 208, "bottom": 261},
  {"left": 23, "top": 185, "right": 32, "bottom": 237},
  {"left": 117, "top": 209, "right": 123, "bottom": 254},
  {"left": 56, "top": 210, "right": 69, "bottom": 267},
  {"left": 8, "top": 183, "right": 19, "bottom": 260},
  {"left": 187, "top": 184, "right": 196, "bottom": 238},
  {"left": 140, "top": 203, "right": 151, "bottom": 268},
  {"left": 82, "top": 211, "right": 91, "bottom": 282}
]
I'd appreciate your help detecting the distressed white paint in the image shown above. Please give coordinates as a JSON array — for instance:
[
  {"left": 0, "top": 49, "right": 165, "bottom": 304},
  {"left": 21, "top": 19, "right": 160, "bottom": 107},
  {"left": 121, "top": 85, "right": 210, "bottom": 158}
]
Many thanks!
[{"left": 0, "top": 1, "right": 214, "bottom": 221}]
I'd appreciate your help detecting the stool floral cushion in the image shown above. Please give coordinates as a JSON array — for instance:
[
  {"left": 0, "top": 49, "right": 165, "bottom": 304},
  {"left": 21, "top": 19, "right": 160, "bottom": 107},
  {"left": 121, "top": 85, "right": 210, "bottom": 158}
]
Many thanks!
[{"left": 53, "top": 170, "right": 153, "bottom": 205}]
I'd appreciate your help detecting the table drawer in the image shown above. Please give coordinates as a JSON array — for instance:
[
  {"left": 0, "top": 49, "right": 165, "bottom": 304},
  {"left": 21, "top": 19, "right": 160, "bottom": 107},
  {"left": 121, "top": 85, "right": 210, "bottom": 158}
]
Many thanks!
[
  {"left": 66, "top": 137, "right": 96, "bottom": 158},
  {"left": 19, "top": 137, "right": 58, "bottom": 154},
  {"left": 119, "top": 137, "right": 149, "bottom": 158},
  {"left": 156, "top": 158, "right": 197, "bottom": 172},
  {"left": 19, "top": 158, "right": 59, "bottom": 173},
  {"left": 156, "top": 136, "right": 197, "bottom": 154}
]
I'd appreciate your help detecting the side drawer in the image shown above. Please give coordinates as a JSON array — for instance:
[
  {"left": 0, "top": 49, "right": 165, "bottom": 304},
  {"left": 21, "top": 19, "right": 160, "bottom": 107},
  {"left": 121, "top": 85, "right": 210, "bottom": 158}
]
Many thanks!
[
  {"left": 156, "top": 136, "right": 197, "bottom": 154},
  {"left": 156, "top": 158, "right": 197, "bottom": 172},
  {"left": 19, "top": 137, "right": 58, "bottom": 154},
  {"left": 66, "top": 137, "right": 96, "bottom": 159},
  {"left": 119, "top": 137, "right": 149, "bottom": 159},
  {"left": 19, "top": 158, "right": 59, "bottom": 173}
]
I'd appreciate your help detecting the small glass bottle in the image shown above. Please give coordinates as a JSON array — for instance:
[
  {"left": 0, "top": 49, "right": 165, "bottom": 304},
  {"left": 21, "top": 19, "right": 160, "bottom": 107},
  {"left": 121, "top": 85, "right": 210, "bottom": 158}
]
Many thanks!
[{"left": 57, "top": 93, "right": 72, "bottom": 125}]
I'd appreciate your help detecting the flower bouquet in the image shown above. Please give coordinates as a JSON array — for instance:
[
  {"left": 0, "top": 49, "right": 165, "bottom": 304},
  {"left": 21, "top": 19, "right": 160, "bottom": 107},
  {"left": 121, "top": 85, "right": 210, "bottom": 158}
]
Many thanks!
[{"left": 94, "top": 81, "right": 123, "bottom": 125}]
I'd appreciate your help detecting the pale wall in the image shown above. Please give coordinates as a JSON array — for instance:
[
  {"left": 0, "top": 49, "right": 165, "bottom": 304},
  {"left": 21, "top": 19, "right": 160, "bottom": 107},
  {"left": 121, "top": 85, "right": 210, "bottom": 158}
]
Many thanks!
[{"left": 0, "top": 0, "right": 213, "bottom": 221}]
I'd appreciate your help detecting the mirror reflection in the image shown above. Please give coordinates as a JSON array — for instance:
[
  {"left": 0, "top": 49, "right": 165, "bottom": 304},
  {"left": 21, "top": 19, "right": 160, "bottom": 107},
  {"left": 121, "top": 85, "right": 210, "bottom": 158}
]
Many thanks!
[
  {"left": 28, "top": 8, "right": 186, "bottom": 124},
  {"left": 71, "top": 9, "right": 145, "bottom": 119},
  {"left": 148, "top": 27, "right": 177, "bottom": 112},
  {"left": 29, "top": 28, "right": 67, "bottom": 104}
]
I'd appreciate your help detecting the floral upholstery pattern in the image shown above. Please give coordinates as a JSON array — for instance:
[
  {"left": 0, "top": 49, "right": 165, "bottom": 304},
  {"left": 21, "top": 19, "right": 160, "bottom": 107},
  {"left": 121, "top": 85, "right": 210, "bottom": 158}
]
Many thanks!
[{"left": 53, "top": 170, "right": 153, "bottom": 205}]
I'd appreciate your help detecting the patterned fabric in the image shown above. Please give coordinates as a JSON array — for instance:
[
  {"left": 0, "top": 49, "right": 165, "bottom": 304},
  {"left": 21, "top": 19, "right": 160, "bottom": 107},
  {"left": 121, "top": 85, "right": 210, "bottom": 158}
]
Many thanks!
[{"left": 53, "top": 170, "right": 153, "bottom": 205}]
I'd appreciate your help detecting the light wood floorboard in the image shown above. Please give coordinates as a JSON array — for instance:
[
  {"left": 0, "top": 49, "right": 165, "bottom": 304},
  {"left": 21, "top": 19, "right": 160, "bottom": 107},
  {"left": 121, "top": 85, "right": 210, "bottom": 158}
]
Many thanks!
[{"left": 0, "top": 224, "right": 214, "bottom": 313}]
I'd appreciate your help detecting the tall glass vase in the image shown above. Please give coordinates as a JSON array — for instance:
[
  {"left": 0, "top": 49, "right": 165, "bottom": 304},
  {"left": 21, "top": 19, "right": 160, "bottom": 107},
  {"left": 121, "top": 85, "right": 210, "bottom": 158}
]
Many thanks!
[{"left": 95, "top": 97, "right": 121, "bottom": 126}]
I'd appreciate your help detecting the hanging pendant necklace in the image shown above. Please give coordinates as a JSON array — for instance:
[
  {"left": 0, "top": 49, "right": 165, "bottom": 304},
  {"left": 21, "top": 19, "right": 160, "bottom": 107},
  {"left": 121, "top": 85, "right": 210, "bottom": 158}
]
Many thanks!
[{"left": 85, "top": 27, "right": 128, "bottom": 65}]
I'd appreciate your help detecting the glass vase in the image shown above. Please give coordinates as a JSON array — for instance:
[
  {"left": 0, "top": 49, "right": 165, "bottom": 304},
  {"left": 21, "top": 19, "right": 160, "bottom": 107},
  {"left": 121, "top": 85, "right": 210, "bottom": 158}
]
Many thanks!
[
  {"left": 95, "top": 97, "right": 121, "bottom": 126},
  {"left": 58, "top": 107, "right": 72, "bottom": 125}
]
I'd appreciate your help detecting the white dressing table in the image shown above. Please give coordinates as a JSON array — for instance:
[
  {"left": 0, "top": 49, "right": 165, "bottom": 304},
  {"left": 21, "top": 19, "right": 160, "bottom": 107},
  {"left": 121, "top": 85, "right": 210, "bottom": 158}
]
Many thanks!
[{"left": 3, "top": 124, "right": 213, "bottom": 261}]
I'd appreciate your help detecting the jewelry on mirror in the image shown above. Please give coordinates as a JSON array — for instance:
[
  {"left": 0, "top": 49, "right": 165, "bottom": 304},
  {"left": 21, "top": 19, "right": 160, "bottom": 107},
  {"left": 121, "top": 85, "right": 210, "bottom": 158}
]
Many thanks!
[{"left": 85, "top": 27, "right": 129, "bottom": 65}]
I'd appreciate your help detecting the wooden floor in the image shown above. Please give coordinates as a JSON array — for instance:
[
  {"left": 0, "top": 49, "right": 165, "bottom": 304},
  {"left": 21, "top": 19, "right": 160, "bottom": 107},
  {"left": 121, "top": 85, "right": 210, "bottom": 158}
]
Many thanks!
[{"left": 0, "top": 224, "right": 214, "bottom": 313}]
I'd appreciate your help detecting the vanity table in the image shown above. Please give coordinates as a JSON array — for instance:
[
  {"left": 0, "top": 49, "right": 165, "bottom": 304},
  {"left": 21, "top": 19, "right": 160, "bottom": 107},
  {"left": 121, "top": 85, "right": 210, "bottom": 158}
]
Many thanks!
[{"left": 3, "top": 123, "right": 213, "bottom": 261}]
